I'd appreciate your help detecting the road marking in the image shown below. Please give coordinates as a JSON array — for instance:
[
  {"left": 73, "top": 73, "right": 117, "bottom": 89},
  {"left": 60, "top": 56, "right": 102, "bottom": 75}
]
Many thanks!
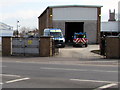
[
  {"left": 0, "top": 82, "right": 3, "bottom": 85},
  {"left": 70, "top": 79, "right": 118, "bottom": 84},
  {"left": 0, "top": 74, "right": 21, "bottom": 77},
  {"left": 15, "top": 61, "right": 22, "bottom": 63},
  {"left": 6, "top": 77, "right": 30, "bottom": 84},
  {"left": 1, "top": 74, "right": 30, "bottom": 84},
  {"left": 75, "top": 64, "right": 117, "bottom": 67},
  {"left": 40, "top": 67, "right": 118, "bottom": 73},
  {"left": 0, "top": 65, "right": 6, "bottom": 67},
  {"left": 96, "top": 83, "right": 117, "bottom": 89}
]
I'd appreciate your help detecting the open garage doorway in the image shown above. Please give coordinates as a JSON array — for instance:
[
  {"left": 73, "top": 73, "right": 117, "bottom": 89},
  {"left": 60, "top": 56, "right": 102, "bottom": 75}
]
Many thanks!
[{"left": 65, "top": 22, "right": 84, "bottom": 43}]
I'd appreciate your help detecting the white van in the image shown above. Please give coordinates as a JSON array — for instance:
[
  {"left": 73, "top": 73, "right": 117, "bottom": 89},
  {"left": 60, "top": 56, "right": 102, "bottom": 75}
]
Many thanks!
[{"left": 43, "top": 28, "right": 65, "bottom": 48}]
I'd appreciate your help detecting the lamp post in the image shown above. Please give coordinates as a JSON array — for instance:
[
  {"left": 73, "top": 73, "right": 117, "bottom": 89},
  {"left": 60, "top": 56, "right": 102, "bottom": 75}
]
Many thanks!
[
  {"left": 17, "top": 20, "right": 19, "bottom": 37},
  {"left": 118, "top": 1, "right": 120, "bottom": 32}
]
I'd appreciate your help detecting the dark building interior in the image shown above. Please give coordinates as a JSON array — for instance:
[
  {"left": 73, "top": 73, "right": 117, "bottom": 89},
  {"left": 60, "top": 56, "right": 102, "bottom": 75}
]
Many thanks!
[{"left": 65, "top": 22, "right": 84, "bottom": 43}]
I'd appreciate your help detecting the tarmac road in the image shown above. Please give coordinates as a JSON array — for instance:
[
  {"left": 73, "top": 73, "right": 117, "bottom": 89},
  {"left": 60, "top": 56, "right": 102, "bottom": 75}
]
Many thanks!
[
  {"left": 2, "top": 60, "right": 119, "bottom": 89},
  {"left": 1, "top": 45, "right": 119, "bottom": 89}
]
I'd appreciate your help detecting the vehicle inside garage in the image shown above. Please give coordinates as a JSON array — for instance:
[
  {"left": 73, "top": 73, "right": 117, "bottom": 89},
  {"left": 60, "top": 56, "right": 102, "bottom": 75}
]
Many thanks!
[{"left": 65, "top": 22, "right": 84, "bottom": 43}]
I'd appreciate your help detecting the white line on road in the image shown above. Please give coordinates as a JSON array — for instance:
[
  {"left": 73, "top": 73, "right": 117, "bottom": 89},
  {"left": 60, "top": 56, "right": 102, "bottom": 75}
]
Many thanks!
[
  {"left": 0, "top": 65, "right": 7, "bottom": 67},
  {"left": 6, "top": 77, "right": 30, "bottom": 84},
  {"left": 70, "top": 79, "right": 118, "bottom": 83},
  {"left": 0, "top": 82, "right": 3, "bottom": 85},
  {"left": 40, "top": 67, "right": 118, "bottom": 73},
  {"left": 0, "top": 74, "right": 21, "bottom": 77},
  {"left": 96, "top": 83, "right": 117, "bottom": 90}
]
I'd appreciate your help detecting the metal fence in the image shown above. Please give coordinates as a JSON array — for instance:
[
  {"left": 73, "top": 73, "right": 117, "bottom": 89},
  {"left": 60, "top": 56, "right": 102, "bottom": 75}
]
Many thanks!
[{"left": 12, "top": 37, "right": 40, "bottom": 56}]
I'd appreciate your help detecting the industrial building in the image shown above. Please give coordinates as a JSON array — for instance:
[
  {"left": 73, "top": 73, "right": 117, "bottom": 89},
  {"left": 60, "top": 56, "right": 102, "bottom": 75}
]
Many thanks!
[
  {"left": 101, "top": 9, "right": 120, "bottom": 37},
  {"left": 0, "top": 22, "right": 13, "bottom": 37},
  {"left": 0, "top": 22, "right": 13, "bottom": 44},
  {"left": 38, "top": 5, "right": 102, "bottom": 44}
]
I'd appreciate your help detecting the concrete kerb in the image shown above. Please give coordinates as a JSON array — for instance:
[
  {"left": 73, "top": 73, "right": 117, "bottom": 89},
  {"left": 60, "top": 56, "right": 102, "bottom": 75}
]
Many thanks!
[
  {"left": 2, "top": 56, "right": 118, "bottom": 66},
  {"left": 1, "top": 45, "right": 119, "bottom": 66}
]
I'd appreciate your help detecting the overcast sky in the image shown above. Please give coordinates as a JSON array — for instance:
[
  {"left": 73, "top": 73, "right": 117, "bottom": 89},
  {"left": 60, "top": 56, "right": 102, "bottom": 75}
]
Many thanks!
[{"left": 0, "top": 0, "right": 119, "bottom": 30}]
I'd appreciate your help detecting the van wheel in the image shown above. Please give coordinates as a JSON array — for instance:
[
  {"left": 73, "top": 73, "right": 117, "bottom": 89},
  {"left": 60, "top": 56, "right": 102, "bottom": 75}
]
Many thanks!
[
  {"left": 73, "top": 44, "right": 76, "bottom": 47},
  {"left": 61, "top": 45, "right": 65, "bottom": 48},
  {"left": 85, "top": 44, "right": 88, "bottom": 47}
]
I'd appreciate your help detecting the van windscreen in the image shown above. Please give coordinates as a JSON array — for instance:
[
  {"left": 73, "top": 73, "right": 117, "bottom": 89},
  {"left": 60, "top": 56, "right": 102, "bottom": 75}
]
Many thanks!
[
  {"left": 76, "top": 34, "right": 86, "bottom": 38},
  {"left": 50, "top": 32, "right": 62, "bottom": 38}
]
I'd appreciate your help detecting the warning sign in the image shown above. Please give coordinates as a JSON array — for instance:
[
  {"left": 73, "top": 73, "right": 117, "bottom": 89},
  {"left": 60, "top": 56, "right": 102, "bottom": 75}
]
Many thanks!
[{"left": 28, "top": 40, "right": 32, "bottom": 45}]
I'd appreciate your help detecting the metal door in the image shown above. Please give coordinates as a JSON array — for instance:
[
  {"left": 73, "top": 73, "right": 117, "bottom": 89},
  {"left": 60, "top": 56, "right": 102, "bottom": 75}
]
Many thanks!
[{"left": 12, "top": 38, "right": 39, "bottom": 56}]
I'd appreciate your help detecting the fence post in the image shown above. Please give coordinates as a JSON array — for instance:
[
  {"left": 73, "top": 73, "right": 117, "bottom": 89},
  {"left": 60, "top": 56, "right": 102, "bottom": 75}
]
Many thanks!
[
  {"left": 40, "top": 36, "right": 53, "bottom": 57},
  {"left": 100, "top": 36, "right": 106, "bottom": 56},
  {"left": 2, "top": 37, "right": 11, "bottom": 56},
  {"left": 106, "top": 36, "right": 120, "bottom": 59}
]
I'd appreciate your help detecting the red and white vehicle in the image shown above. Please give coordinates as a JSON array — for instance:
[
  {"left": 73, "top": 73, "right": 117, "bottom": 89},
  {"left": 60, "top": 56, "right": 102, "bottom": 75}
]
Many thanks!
[{"left": 73, "top": 32, "right": 88, "bottom": 47}]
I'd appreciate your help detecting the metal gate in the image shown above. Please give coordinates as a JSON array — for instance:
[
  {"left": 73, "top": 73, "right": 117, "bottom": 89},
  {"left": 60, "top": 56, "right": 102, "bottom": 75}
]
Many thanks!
[{"left": 12, "top": 38, "right": 39, "bottom": 56}]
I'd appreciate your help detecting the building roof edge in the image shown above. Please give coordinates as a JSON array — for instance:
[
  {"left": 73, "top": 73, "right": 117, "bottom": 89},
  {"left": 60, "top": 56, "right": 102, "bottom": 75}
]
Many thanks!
[{"left": 48, "top": 5, "right": 103, "bottom": 8}]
